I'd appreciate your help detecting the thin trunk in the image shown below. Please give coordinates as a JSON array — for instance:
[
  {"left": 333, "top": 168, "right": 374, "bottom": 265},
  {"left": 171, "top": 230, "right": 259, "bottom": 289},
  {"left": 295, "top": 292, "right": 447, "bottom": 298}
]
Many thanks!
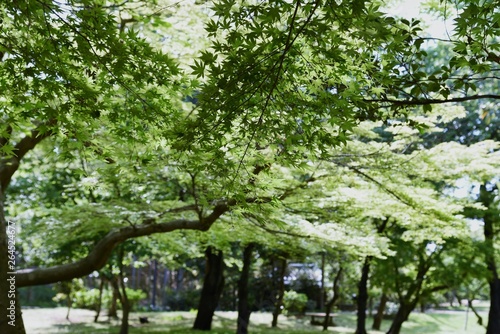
[
  {"left": 319, "top": 252, "right": 325, "bottom": 310},
  {"left": 467, "top": 299, "right": 484, "bottom": 326},
  {"left": 151, "top": 259, "right": 158, "bottom": 309},
  {"left": 355, "top": 257, "right": 371, "bottom": 334},
  {"left": 118, "top": 247, "right": 130, "bottom": 334},
  {"left": 323, "top": 266, "right": 343, "bottom": 331},
  {"left": 193, "top": 246, "right": 225, "bottom": 331},
  {"left": 108, "top": 276, "right": 119, "bottom": 319},
  {"left": 94, "top": 277, "right": 105, "bottom": 322},
  {"left": 271, "top": 258, "right": 287, "bottom": 327},
  {"left": 161, "top": 268, "right": 169, "bottom": 308},
  {"left": 237, "top": 243, "right": 255, "bottom": 334},
  {"left": 131, "top": 255, "right": 137, "bottom": 289},
  {"left": 420, "top": 302, "right": 425, "bottom": 313},
  {"left": 66, "top": 290, "right": 71, "bottom": 320},
  {"left": 372, "top": 293, "right": 387, "bottom": 330}
]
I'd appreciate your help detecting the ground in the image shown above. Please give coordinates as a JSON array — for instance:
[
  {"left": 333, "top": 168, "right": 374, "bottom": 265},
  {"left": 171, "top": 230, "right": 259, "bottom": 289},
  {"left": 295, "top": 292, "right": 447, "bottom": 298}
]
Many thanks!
[{"left": 20, "top": 308, "right": 488, "bottom": 334}]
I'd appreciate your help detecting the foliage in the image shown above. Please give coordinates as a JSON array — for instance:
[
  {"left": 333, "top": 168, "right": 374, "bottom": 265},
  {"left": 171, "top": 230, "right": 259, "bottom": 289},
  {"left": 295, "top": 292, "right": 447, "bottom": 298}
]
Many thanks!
[{"left": 283, "top": 291, "right": 308, "bottom": 315}]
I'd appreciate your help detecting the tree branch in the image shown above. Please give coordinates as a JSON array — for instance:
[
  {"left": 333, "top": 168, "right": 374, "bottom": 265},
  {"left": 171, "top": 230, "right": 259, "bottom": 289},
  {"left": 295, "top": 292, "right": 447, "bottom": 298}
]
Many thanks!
[
  {"left": 364, "top": 94, "right": 500, "bottom": 106},
  {"left": 17, "top": 202, "right": 229, "bottom": 287},
  {"left": 0, "top": 120, "right": 55, "bottom": 191}
]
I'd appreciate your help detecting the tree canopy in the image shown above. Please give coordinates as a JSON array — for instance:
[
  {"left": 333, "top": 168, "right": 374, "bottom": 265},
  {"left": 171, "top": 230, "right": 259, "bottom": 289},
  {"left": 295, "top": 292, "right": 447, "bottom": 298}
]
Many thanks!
[{"left": 1, "top": 1, "right": 500, "bottom": 334}]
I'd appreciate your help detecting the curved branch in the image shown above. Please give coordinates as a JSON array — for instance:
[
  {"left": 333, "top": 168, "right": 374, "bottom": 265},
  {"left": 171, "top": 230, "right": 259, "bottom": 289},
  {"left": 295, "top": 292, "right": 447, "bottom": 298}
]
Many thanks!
[
  {"left": 17, "top": 203, "right": 228, "bottom": 287},
  {"left": 16, "top": 169, "right": 316, "bottom": 287},
  {"left": 0, "top": 120, "right": 55, "bottom": 190}
]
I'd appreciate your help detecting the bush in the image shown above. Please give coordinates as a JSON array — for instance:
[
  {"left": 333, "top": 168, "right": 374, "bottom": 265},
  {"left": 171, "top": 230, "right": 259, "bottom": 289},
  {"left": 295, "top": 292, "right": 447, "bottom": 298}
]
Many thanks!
[
  {"left": 71, "top": 288, "right": 146, "bottom": 311},
  {"left": 283, "top": 290, "right": 308, "bottom": 315},
  {"left": 72, "top": 289, "right": 108, "bottom": 311}
]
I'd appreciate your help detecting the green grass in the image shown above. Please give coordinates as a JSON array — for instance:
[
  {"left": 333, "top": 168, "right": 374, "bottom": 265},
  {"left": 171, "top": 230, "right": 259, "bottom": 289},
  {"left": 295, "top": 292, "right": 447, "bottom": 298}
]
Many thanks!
[{"left": 22, "top": 308, "right": 488, "bottom": 334}]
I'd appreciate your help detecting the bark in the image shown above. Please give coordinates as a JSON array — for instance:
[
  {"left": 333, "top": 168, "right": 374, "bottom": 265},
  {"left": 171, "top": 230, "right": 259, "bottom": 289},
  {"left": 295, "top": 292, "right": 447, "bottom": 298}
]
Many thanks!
[
  {"left": 372, "top": 293, "right": 387, "bottom": 330},
  {"left": 108, "top": 277, "right": 120, "bottom": 319},
  {"left": 193, "top": 247, "right": 225, "bottom": 331},
  {"left": 17, "top": 204, "right": 229, "bottom": 287},
  {"left": 479, "top": 185, "right": 500, "bottom": 334},
  {"left": 271, "top": 258, "right": 287, "bottom": 328},
  {"left": 480, "top": 184, "right": 500, "bottom": 334},
  {"left": 486, "top": 278, "right": 500, "bottom": 334},
  {"left": 237, "top": 243, "right": 255, "bottom": 334},
  {"left": 386, "top": 303, "right": 413, "bottom": 334},
  {"left": 94, "top": 277, "right": 105, "bottom": 322},
  {"left": 323, "top": 266, "right": 343, "bottom": 331},
  {"left": 118, "top": 249, "right": 131, "bottom": 334},
  {"left": 355, "top": 257, "right": 371, "bottom": 334},
  {"left": 0, "top": 124, "right": 53, "bottom": 334},
  {"left": 467, "top": 299, "right": 484, "bottom": 326},
  {"left": 319, "top": 252, "right": 325, "bottom": 310}
]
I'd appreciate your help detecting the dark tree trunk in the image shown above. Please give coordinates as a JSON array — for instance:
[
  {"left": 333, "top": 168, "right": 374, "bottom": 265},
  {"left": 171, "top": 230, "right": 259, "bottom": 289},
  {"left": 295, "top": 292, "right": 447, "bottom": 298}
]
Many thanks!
[
  {"left": 467, "top": 299, "right": 484, "bottom": 326},
  {"left": 161, "top": 268, "right": 169, "bottom": 308},
  {"left": 94, "top": 277, "right": 105, "bottom": 322},
  {"left": 65, "top": 290, "right": 72, "bottom": 320},
  {"left": 193, "top": 247, "right": 225, "bottom": 331},
  {"left": 486, "top": 278, "right": 500, "bottom": 334},
  {"left": 386, "top": 303, "right": 412, "bottom": 334},
  {"left": 323, "top": 266, "right": 343, "bottom": 331},
  {"left": 355, "top": 257, "right": 371, "bottom": 334},
  {"left": 108, "top": 276, "right": 119, "bottom": 319},
  {"left": 271, "top": 258, "right": 287, "bottom": 327},
  {"left": 237, "top": 243, "right": 255, "bottom": 334},
  {"left": 118, "top": 247, "right": 131, "bottom": 334},
  {"left": 151, "top": 259, "right": 158, "bottom": 309},
  {"left": 131, "top": 255, "right": 137, "bottom": 289},
  {"left": 480, "top": 184, "right": 500, "bottom": 334},
  {"left": 372, "top": 293, "right": 387, "bottom": 330},
  {"left": 319, "top": 252, "right": 325, "bottom": 309}
]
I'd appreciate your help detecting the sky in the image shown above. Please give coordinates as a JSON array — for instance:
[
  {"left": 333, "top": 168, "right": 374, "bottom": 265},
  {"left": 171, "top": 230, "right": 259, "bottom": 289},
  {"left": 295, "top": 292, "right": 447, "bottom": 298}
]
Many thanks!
[{"left": 389, "top": 0, "right": 454, "bottom": 39}]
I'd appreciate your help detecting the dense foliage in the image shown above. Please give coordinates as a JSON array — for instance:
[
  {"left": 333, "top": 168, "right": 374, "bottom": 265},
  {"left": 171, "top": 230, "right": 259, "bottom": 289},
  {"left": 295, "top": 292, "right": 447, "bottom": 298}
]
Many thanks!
[{"left": 0, "top": 1, "right": 499, "bottom": 334}]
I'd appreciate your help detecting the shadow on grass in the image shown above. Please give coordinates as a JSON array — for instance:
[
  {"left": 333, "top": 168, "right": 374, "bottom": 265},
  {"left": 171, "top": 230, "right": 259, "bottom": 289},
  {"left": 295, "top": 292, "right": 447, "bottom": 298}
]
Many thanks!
[{"left": 23, "top": 308, "right": 488, "bottom": 334}]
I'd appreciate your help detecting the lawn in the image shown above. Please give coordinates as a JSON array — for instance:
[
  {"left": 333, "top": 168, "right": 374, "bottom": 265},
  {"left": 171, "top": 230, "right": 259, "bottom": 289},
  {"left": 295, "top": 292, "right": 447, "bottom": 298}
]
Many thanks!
[{"left": 21, "top": 308, "right": 488, "bottom": 334}]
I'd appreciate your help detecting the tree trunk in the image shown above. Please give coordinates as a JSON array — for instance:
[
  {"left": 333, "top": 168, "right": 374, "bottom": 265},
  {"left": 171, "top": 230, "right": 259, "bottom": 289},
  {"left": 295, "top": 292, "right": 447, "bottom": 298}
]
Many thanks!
[
  {"left": 319, "top": 252, "right": 325, "bottom": 310},
  {"left": 480, "top": 184, "right": 500, "bottom": 334},
  {"left": 94, "top": 277, "right": 105, "bottom": 322},
  {"left": 109, "top": 276, "right": 119, "bottom": 319},
  {"left": 323, "top": 266, "right": 343, "bottom": 331},
  {"left": 118, "top": 247, "right": 131, "bottom": 334},
  {"left": 486, "top": 277, "right": 500, "bottom": 334},
  {"left": 386, "top": 303, "right": 412, "bottom": 334},
  {"left": 486, "top": 278, "right": 500, "bottom": 334},
  {"left": 237, "top": 243, "right": 255, "bottom": 334},
  {"left": 193, "top": 246, "right": 225, "bottom": 331},
  {"left": 0, "top": 194, "right": 26, "bottom": 334},
  {"left": 151, "top": 259, "right": 158, "bottom": 309},
  {"left": 355, "top": 257, "right": 371, "bottom": 334},
  {"left": 161, "top": 268, "right": 169, "bottom": 309},
  {"left": 271, "top": 258, "right": 287, "bottom": 327},
  {"left": 66, "top": 290, "right": 72, "bottom": 320},
  {"left": 372, "top": 293, "right": 387, "bottom": 330},
  {"left": 467, "top": 299, "right": 484, "bottom": 326}
]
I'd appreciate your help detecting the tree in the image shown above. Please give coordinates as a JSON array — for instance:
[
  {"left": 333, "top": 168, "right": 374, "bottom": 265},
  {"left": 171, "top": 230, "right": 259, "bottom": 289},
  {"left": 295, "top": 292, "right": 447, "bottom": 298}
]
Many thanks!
[{"left": 3, "top": 1, "right": 500, "bottom": 333}]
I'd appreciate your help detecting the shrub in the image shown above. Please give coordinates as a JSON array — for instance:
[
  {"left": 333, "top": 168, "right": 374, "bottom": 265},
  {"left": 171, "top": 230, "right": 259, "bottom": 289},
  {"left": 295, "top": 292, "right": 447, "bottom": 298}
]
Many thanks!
[{"left": 283, "top": 290, "right": 308, "bottom": 315}]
